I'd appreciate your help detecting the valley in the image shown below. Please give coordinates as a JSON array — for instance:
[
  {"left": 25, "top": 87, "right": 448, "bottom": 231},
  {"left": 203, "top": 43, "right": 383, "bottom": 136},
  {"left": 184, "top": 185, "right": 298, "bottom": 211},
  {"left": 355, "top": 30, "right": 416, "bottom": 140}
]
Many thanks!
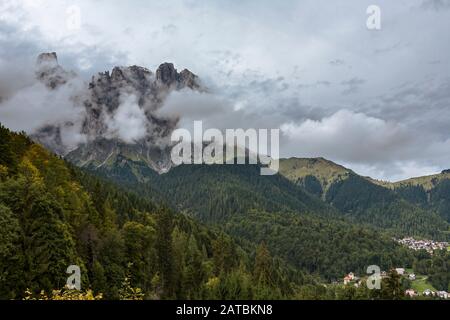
[{"left": 1, "top": 53, "right": 449, "bottom": 301}]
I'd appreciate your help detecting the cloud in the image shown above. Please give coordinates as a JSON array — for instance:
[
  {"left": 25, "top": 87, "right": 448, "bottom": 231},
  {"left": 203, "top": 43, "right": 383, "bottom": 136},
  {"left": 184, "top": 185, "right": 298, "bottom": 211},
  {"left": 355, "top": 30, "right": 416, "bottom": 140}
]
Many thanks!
[
  {"left": 329, "top": 59, "right": 345, "bottom": 66},
  {"left": 158, "top": 90, "right": 227, "bottom": 120},
  {"left": 280, "top": 109, "right": 450, "bottom": 180},
  {"left": 0, "top": 76, "right": 86, "bottom": 136},
  {"left": 281, "top": 110, "right": 413, "bottom": 162},
  {"left": 340, "top": 77, "right": 366, "bottom": 95},
  {"left": 421, "top": 0, "right": 450, "bottom": 11},
  {"left": 0, "top": 51, "right": 180, "bottom": 153},
  {"left": 105, "top": 94, "right": 148, "bottom": 143},
  {"left": 1, "top": 0, "right": 450, "bottom": 181},
  {"left": 373, "top": 42, "right": 407, "bottom": 55}
]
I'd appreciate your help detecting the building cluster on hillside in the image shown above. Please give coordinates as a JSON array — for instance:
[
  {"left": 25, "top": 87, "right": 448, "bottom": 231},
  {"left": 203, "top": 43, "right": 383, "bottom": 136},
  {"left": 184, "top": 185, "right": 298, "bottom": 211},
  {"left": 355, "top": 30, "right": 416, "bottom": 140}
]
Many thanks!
[
  {"left": 406, "top": 289, "right": 449, "bottom": 299},
  {"left": 396, "top": 237, "right": 449, "bottom": 254},
  {"left": 342, "top": 269, "right": 449, "bottom": 299}
]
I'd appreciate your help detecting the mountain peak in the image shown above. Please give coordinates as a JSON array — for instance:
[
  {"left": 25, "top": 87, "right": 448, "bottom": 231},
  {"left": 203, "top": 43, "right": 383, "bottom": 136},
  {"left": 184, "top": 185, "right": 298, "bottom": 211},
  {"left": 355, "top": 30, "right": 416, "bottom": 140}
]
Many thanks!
[
  {"left": 280, "top": 157, "right": 351, "bottom": 175},
  {"left": 31, "top": 52, "right": 204, "bottom": 173},
  {"left": 35, "top": 52, "right": 75, "bottom": 89},
  {"left": 111, "top": 65, "right": 152, "bottom": 82},
  {"left": 179, "top": 68, "right": 200, "bottom": 89},
  {"left": 156, "top": 62, "right": 200, "bottom": 89},
  {"left": 279, "top": 157, "right": 353, "bottom": 196},
  {"left": 156, "top": 62, "right": 178, "bottom": 85},
  {"left": 36, "top": 52, "right": 58, "bottom": 66}
]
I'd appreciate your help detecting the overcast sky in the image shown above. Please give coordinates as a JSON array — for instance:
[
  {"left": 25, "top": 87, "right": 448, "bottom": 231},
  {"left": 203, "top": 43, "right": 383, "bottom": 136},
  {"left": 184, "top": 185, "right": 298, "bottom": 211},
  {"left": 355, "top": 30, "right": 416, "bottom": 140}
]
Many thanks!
[{"left": 0, "top": 0, "right": 450, "bottom": 181}]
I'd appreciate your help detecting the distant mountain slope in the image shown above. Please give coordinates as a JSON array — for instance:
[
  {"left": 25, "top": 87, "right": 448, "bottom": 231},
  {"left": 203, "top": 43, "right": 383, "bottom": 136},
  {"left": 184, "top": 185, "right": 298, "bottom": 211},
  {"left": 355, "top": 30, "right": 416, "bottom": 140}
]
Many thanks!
[
  {"left": 66, "top": 138, "right": 173, "bottom": 175},
  {"left": 86, "top": 158, "right": 419, "bottom": 281},
  {"left": 279, "top": 157, "right": 353, "bottom": 198},
  {"left": 391, "top": 171, "right": 450, "bottom": 191},
  {"left": 90, "top": 159, "right": 337, "bottom": 223},
  {"left": 384, "top": 171, "right": 450, "bottom": 223},
  {"left": 156, "top": 163, "right": 338, "bottom": 222},
  {"left": 279, "top": 158, "right": 449, "bottom": 240},
  {"left": 83, "top": 154, "right": 450, "bottom": 239}
]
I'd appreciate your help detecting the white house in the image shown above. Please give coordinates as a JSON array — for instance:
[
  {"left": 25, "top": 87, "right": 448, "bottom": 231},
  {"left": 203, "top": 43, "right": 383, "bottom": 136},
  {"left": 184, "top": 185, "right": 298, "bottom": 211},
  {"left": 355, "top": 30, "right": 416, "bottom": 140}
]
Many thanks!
[
  {"left": 343, "top": 272, "right": 355, "bottom": 285},
  {"left": 395, "top": 268, "right": 405, "bottom": 275},
  {"left": 423, "top": 289, "right": 434, "bottom": 296},
  {"left": 405, "top": 289, "right": 417, "bottom": 297}
]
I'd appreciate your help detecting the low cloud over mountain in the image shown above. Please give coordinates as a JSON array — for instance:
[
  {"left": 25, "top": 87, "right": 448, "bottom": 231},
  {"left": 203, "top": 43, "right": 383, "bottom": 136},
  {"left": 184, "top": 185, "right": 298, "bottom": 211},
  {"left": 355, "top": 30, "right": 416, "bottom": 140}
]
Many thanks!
[
  {"left": 1, "top": 0, "right": 450, "bottom": 180},
  {"left": 0, "top": 52, "right": 201, "bottom": 159}
]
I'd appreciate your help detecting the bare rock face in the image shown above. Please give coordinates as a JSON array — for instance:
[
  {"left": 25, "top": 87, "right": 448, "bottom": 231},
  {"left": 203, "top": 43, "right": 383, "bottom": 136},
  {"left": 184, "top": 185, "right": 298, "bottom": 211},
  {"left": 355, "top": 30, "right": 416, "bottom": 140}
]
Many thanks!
[
  {"left": 36, "top": 52, "right": 58, "bottom": 67},
  {"left": 32, "top": 52, "right": 202, "bottom": 174},
  {"left": 65, "top": 137, "right": 173, "bottom": 175},
  {"left": 88, "top": 65, "right": 156, "bottom": 112},
  {"left": 156, "top": 62, "right": 200, "bottom": 89},
  {"left": 35, "top": 52, "right": 76, "bottom": 89},
  {"left": 82, "top": 62, "right": 200, "bottom": 143},
  {"left": 156, "top": 62, "right": 179, "bottom": 86},
  {"left": 179, "top": 69, "right": 200, "bottom": 90}
]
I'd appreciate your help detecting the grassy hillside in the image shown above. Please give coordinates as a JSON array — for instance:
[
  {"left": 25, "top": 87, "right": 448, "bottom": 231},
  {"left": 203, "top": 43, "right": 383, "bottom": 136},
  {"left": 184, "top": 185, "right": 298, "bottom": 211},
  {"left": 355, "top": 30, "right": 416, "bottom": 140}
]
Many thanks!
[
  {"left": 279, "top": 157, "right": 352, "bottom": 198},
  {"left": 391, "top": 171, "right": 450, "bottom": 191}
]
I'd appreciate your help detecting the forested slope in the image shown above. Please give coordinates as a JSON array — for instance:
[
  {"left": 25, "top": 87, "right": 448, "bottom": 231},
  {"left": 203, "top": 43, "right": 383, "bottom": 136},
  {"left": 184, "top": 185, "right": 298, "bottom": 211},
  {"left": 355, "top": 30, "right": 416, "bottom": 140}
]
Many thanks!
[
  {"left": 391, "top": 172, "right": 450, "bottom": 223},
  {"left": 86, "top": 157, "right": 420, "bottom": 282},
  {"left": 0, "top": 124, "right": 300, "bottom": 300},
  {"left": 279, "top": 158, "right": 449, "bottom": 240},
  {"left": 2, "top": 125, "right": 448, "bottom": 299}
]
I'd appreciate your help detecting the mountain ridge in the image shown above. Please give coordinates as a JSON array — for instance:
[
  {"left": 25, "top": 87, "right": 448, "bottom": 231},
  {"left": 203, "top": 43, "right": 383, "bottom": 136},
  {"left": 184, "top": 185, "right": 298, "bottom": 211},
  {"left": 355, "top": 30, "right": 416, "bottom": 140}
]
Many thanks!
[
  {"left": 32, "top": 52, "right": 202, "bottom": 173},
  {"left": 278, "top": 157, "right": 449, "bottom": 239},
  {"left": 26, "top": 53, "right": 450, "bottom": 240}
]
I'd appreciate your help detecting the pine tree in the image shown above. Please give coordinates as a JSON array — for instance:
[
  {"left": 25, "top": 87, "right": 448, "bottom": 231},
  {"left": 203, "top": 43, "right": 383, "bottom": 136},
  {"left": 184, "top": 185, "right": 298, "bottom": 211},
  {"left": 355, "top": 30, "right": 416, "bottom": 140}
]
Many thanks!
[
  {"left": 254, "top": 242, "right": 274, "bottom": 287},
  {"left": 24, "top": 197, "right": 81, "bottom": 293},
  {"left": 0, "top": 204, "right": 23, "bottom": 298},
  {"left": 155, "top": 207, "right": 175, "bottom": 298},
  {"left": 212, "top": 234, "right": 237, "bottom": 275},
  {"left": 0, "top": 125, "right": 14, "bottom": 170},
  {"left": 381, "top": 269, "right": 404, "bottom": 300}
]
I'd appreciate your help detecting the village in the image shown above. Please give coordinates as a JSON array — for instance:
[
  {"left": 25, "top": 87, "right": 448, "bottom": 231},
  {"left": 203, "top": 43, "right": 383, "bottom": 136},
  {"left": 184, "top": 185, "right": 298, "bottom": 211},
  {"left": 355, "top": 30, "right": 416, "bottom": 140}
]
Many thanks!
[
  {"left": 337, "top": 237, "right": 449, "bottom": 298},
  {"left": 341, "top": 268, "right": 449, "bottom": 299},
  {"left": 395, "top": 237, "right": 449, "bottom": 255}
]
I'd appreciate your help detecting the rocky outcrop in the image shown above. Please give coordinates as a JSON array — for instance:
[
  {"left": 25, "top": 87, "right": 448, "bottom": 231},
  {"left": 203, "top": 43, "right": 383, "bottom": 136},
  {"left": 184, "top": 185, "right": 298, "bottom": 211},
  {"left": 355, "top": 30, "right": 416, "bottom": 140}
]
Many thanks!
[
  {"left": 156, "top": 62, "right": 200, "bottom": 89},
  {"left": 156, "top": 63, "right": 179, "bottom": 86},
  {"left": 179, "top": 69, "right": 200, "bottom": 89},
  {"left": 65, "top": 138, "right": 173, "bottom": 174},
  {"left": 35, "top": 52, "right": 76, "bottom": 89},
  {"left": 32, "top": 52, "right": 202, "bottom": 173}
]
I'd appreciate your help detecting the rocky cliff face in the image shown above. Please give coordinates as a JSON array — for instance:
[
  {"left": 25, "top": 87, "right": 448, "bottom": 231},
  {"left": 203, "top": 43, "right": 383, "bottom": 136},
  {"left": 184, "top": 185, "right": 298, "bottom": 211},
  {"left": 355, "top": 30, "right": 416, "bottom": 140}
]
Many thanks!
[
  {"left": 156, "top": 62, "right": 200, "bottom": 90},
  {"left": 35, "top": 52, "right": 77, "bottom": 89},
  {"left": 32, "top": 53, "right": 202, "bottom": 173}
]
